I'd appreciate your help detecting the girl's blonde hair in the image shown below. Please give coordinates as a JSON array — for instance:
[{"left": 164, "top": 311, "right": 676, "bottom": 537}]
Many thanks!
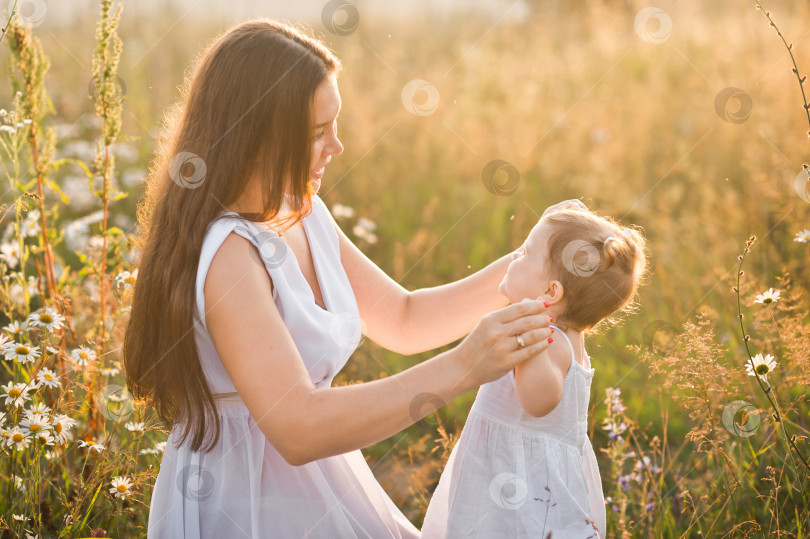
[{"left": 541, "top": 208, "right": 650, "bottom": 332}]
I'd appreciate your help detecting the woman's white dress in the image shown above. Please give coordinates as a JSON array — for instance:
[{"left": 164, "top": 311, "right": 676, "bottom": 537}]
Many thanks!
[
  {"left": 147, "top": 195, "right": 420, "bottom": 538},
  {"left": 420, "top": 325, "right": 607, "bottom": 538}
]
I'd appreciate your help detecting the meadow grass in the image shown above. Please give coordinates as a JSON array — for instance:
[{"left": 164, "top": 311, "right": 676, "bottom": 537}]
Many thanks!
[{"left": 0, "top": 0, "right": 808, "bottom": 536}]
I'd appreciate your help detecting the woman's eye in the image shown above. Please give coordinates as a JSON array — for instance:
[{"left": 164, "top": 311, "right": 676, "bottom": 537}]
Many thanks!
[{"left": 315, "top": 131, "right": 325, "bottom": 140}]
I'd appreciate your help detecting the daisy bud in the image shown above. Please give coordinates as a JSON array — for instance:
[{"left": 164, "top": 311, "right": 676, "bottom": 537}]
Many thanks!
[
  {"left": 793, "top": 67, "right": 799, "bottom": 74},
  {"left": 788, "top": 42, "right": 793, "bottom": 50},
  {"left": 739, "top": 313, "right": 744, "bottom": 319},
  {"left": 739, "top": 270, "right": 744, "bottom": 276},
  {"left": 801, "top": 76, "right": 807, "bottom": 84},
  {"left": 772, "top": 413, "right": 779, "bottom": 422},
  {"left": 744, "top": 334, "right": 750, "bottom": 342},
  {"left": 732, "top": 286, "right": 738, "bottom": 292},
  {"left": 736, "top": 256, "right": 743, "bottom": 261}
]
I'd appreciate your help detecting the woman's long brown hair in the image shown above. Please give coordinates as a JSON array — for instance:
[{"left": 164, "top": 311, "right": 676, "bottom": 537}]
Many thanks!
[{"left": 123, "top": 19, "right": 340, "bottom": 452}]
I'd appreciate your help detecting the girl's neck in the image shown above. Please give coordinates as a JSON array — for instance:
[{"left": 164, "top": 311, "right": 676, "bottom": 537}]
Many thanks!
[{"left": 551, "top": 321, "right": 586, "bottom": 363}]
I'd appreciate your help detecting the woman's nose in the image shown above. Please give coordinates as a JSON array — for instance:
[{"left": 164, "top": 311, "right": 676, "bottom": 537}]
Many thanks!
[{"left": 331, "top": 136, "right": 344, "bottom": 156}]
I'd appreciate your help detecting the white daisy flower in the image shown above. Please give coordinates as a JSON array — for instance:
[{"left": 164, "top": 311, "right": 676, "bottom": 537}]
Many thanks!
[
  {"left": 100, "top": 367, "right": 120, "bottom": 376},
  {"left": 5, "top": 343, "right": 40, "bottom": 364},
  {"left": 125, "top": 421, "right": 145, "bottom": 432},
  {"left": 4, "top": 320, "right": 28, "bottom": 340},
  {"left": 352, "top": 226, "right": 378, "bottom": 245},
  {"left": 356, "top": 217, "right": 377, "bottom": 232},
  {"left": 25, "top": 402, "right": 51, "bottom": 418},
  {"left": 36, "top": 368, "right": 61, "bottom": 388},
  {"left": 6, "top": 426, "right": 31, "bottom": 450},
  {"left": 0, "top": 125, "right": 15, "bottom": 134},
  {"left": 753, "top": 288, "right": 780, "bottom": 305},
  {"left": 1, "top": 382, "right": 31, "bottom": 407},
  {"left": 0, "top": 241, "right": 20, "bottom": 267},
  {"left": 70, "top": 347, "right": 96, "bottom": 367},
  {"left": 19, "top": 413, "right": 51, "bottom": 435},
  {"left": 115, "top": 269, "right": 138, "bottom": 290},
  {"left": 33, "top": 430, "right": 54, "bottom": 446},
  {"left": 20, "top": 210, "right": 40, "bottom": 238},
  {"left": 331, "top": 203, "right": 355, "bottom": 219},
  {"left": 12, "top": 514, "right": 26, "bottom": 522},
  {"left": 154, "top": 441, "right": 167, "bottom": 453},
  {"left": 746, "top": 353, "right": 778, "bottom": 380},
  {"left": 44, "top": 450, "right": 57, "bottom": 460},
  {"left": 52, "top": 414, "right": 76, "bottom": 444},
  {"left": 27, "top": 308, "right": 65, "bottom": 332},
  {"left": 78, "top": 439, "right": 105, "bottom": 453},
  {"left": 794, "top": 229, "right": 810, "bottom": 243},
  {"left": 109, "top": 476, "right": 133, "bottom": 499},
  {"left": 0, "top": 333, "right": 9, "bottom": 351}
]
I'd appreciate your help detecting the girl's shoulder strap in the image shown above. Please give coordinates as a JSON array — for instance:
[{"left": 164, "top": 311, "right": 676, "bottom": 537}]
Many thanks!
[{"left": 549, "top": 324, "right": 576, "bottom": 368}]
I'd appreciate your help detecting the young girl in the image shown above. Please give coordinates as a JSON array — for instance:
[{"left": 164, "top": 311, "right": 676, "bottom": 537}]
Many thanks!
[{"left": 421, "top": 206, "right": 649, "bottom": 538}]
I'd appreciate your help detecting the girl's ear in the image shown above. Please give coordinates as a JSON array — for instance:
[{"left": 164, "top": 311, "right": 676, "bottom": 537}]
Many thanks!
[{"left": 545, "top": 280, "right": 564, "bottom": 304}]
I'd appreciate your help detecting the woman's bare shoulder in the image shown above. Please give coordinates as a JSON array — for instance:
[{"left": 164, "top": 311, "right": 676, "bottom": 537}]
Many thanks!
[{"left": 205, "top": 230, "right": 275, "bottom": 301}]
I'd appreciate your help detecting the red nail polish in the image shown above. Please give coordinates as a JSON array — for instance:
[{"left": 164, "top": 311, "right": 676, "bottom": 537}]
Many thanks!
[
  {"left": 543, "top": 301, "right": 550, "bottom": 308},
  {"left": 551, "top": 327, "right": 555, "bottom": 333},
  {"left": 548, "top": 337, "right": 554, "bottom": 343},
  {"left": 549, "top": 315, "right": 554, "bottom": 322}
]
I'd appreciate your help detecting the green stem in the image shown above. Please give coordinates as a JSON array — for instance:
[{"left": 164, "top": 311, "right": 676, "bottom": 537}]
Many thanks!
[
  {"left": 755, "top": 1, "right": 810, "bottom": 136},
  {"left": 735, "top": 238, "right": 810, "bottom": 523},
  {"left": 0, "top": 0, "right": 18, "bottom": 45}
]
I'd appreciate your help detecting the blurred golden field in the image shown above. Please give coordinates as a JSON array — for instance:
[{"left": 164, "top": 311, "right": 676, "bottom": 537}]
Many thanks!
[{"left": 0, "top": 0, "right": 809, "bottom": 536}]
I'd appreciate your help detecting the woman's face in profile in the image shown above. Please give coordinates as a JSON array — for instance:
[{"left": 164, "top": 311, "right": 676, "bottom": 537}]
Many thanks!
[{"left": 309, "top": 75, "right": 344, "bottom": 194}]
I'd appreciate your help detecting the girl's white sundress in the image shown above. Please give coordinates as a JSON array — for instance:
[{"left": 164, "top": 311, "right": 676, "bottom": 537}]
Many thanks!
[
  {"left": 421, "top": 325, "right": 607, "bottom": 539},
  {"left": 147, "top": 194, "right": 420, "bottom": 538}
]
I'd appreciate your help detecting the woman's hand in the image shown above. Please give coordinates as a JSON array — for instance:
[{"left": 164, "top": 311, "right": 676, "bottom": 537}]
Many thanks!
[
  {"left": 541, "top": 198, "right": 588, "bottom": 218},
  {"left": 450, "top": 298, "right": 554, "bottom": 392}
]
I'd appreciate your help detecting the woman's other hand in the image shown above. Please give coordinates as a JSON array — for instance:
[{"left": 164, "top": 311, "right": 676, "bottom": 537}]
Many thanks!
[{"left": 450, "top": 298, "right": 554, "bottom": 391}]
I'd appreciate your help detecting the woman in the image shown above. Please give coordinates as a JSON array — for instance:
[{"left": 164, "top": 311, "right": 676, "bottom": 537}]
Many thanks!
[{"left": 123, "top": 19, "right": 560, "bottom": 538}]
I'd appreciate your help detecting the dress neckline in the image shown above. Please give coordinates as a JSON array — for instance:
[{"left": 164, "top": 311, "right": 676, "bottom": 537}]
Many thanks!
[{"left": 217, "top": 202, "right": 332, "bottom": 315}]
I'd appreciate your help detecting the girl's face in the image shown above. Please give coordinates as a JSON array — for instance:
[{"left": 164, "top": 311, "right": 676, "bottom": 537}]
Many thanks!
[
  {"left": 309, "top": 75, "right": 344, "bottom": 194},
  {"left": 498, "top": 221, "right": 553, "bottom": 303}
]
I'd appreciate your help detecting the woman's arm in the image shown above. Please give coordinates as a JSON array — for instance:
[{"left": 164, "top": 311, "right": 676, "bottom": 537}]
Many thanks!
[{"left": 204, "top": 232, "right": 553, "bottom": 466}]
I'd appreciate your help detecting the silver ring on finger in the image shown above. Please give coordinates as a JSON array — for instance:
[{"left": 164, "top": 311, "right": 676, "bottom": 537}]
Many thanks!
[{"left": 515, "top": 333, "right": 525, "bottom": 350}]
